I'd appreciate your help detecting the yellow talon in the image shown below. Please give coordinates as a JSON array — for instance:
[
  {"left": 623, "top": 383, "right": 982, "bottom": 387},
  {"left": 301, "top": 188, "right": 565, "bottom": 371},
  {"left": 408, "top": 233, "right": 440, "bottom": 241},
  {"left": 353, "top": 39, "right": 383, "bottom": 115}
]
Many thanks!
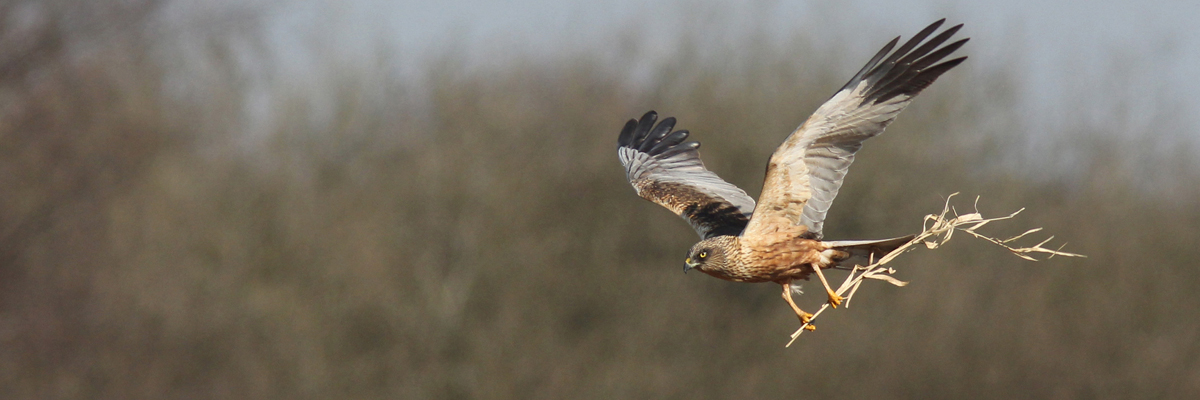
[
  {"left": 826, "top": 290, "right": 844, "bottom": 308},
  {"left": 812, "top": 264, "right": 843, "bottom": 308},
  {"left": 798, "top": 311, "right": 814, "bottom": 324},
  {"left": 782, "top": 281, "right": 815, "bottom": 325}
]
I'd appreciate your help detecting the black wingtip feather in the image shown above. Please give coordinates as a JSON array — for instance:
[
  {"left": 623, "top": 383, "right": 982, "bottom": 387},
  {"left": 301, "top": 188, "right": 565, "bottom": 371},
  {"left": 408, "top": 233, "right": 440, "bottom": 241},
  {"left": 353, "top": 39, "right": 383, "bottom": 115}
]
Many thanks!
[
  {"left": 657, "top": 141, "right": 700, "bottom": 159},
  {"left": 639, "top": 110, "right": 657, "bottom": 121},
  {"left": 876, "top": 56, "right": 966, "bottom": 102},
  {"left": 648, "top": 130, "right": 691, "bottom": 154},
  {"left": 868, "top": 19, "right": 945, "bottom": 78},
  {"left": 617, "top": 119, "right": 638, "bottom": 148},
  {"left": 631, "top": 111, "right": 658, "bottom": 146},
  {"left": 858, "top": 20, "right": 968, "bottom": 105},
  {"left": 895, "top": 24, "right": 963, "bottom": 68},
  {"left": 840, "top": 37, "right": 899, "bottom": 92},
  {"left": 908, "top": 38, "right": 969, "bottom": 71},
  {"left": 639, "top": 117, "right": 677, "bottom": 152},
  {"left": 619, "top": 111, "right": 702, "bottom": 157}
]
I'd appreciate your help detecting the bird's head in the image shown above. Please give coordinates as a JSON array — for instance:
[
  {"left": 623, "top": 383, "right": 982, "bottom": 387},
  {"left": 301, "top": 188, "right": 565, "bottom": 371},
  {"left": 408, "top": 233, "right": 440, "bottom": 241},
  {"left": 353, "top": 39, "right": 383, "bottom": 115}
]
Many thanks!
[{"left": 684, "top": 236, "right": 737, "bottom": 275}]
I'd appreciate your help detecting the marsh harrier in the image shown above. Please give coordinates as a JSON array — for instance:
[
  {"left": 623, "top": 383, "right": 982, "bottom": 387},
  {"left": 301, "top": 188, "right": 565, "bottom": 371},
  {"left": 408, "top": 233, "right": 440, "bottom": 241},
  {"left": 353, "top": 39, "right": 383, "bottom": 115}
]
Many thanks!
[{"left": 617, "top": 19, "right": 967, "bottom": 328}]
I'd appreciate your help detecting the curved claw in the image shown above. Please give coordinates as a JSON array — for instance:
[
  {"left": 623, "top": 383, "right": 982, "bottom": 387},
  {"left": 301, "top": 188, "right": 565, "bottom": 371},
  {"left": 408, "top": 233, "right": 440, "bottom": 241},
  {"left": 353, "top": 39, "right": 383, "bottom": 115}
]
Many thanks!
[
  {"left": 781, "top": 281, "right": 815, "bottom": 327},
  {"left": 826, "top": 290, "right": 844, "bottom": 308},
  {"left": 812, "top": 264, "right": 844, "bottom": 308},
  {"left": 797, "top": 310, "right": 814, "bottom": 324}
]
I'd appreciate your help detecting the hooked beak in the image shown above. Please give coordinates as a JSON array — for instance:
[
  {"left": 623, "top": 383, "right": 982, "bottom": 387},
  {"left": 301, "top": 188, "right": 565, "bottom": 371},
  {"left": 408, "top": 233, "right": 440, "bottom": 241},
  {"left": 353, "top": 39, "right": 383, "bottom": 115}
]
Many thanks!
[{"left": 683, "top": 257, "right": 699, "bottom": 274}]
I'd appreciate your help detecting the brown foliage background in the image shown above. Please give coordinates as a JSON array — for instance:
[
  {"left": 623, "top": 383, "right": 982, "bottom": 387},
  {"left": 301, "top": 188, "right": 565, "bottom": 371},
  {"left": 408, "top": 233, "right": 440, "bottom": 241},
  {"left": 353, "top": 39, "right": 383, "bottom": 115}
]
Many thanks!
[{"left": 3, "top": 2, "right": 1199, "bottom": 399}]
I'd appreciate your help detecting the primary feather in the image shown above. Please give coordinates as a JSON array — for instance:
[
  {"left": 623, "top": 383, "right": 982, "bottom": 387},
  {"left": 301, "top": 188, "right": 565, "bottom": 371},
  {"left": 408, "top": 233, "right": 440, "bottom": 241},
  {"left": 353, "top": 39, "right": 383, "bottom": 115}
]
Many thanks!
[
  {"left": 618, "top": 111, "right": 757, "bottom": 239},
  {"left": 744, "top": 19, "right": 967, "bottom": 239}
]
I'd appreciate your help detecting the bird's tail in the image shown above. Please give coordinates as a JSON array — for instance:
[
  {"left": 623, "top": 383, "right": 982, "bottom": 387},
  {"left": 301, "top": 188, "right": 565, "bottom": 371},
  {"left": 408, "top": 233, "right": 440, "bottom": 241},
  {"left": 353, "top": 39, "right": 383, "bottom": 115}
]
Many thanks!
[{"left": 822, "top": 235, "right": 916, "bottom": 264}]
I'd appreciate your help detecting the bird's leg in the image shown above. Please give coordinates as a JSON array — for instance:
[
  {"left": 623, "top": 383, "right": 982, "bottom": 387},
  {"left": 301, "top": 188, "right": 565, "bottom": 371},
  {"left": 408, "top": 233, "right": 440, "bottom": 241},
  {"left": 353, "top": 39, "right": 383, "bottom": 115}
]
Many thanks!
[
  {"left": 812, "top": 264, "right": 844, "bottom": 308},
  {"left": 781, "top": 281, "right": 816, "bottom": 330}
]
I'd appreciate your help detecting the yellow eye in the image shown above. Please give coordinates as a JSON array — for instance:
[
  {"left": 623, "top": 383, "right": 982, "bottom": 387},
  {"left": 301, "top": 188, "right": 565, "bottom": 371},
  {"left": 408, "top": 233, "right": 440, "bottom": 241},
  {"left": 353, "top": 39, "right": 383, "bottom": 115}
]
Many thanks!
[{"left": 698, "top": 251, "right": 708, "bottom": 259}]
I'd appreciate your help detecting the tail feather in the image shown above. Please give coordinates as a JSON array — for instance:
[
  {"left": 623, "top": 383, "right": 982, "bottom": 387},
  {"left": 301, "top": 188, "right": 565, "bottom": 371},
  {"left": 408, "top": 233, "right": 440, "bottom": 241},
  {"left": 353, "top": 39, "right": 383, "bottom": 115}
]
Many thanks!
[{"left": 823, "top": 234, "right": 915, "bottom": 264}]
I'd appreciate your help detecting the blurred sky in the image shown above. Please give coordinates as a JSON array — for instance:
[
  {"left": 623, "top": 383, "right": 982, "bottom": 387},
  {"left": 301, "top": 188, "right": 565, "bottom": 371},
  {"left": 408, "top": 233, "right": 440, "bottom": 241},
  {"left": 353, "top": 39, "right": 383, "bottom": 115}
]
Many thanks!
[{"left": 169, "top": 0, "right": 1200, "bottom": 143}]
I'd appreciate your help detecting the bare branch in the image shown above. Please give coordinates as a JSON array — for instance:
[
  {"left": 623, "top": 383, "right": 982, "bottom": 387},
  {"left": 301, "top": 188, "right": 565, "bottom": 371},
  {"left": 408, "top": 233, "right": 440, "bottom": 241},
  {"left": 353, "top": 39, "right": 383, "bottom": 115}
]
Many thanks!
[{"left": 786, "top": 193, "right": 1084, "bottom": 347}]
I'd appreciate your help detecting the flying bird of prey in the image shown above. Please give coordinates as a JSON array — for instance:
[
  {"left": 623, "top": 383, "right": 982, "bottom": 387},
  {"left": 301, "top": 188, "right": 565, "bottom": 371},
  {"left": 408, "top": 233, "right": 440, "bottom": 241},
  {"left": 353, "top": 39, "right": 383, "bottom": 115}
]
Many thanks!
[{"left": 617, "top": 19, "right": 967, "bottom": 329}]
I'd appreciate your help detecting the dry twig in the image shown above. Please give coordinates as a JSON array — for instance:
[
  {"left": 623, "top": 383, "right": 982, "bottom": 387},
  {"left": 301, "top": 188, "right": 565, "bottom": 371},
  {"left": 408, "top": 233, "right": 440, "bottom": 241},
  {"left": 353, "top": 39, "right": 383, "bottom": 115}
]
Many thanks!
[{"left": 786, "top": 193, "right": 1085, "bottom": 347}]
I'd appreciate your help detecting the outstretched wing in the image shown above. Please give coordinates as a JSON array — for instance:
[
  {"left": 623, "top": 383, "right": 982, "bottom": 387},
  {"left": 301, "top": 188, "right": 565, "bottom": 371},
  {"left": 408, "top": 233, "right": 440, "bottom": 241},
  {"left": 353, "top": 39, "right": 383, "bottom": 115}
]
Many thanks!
[
  {"left": 744, "top": 19, "right": 968, "bottom": 239},
  {"left": 618, "top": 111, "right": 756, "bottom": 239}
]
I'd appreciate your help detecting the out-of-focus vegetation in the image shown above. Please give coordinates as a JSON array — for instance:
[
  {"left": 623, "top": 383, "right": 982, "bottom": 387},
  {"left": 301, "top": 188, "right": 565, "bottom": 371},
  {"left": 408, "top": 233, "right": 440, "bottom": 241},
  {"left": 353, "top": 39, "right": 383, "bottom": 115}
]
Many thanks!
[{"left": 3, "top": 2, "right": 1200, "bottom": 399}]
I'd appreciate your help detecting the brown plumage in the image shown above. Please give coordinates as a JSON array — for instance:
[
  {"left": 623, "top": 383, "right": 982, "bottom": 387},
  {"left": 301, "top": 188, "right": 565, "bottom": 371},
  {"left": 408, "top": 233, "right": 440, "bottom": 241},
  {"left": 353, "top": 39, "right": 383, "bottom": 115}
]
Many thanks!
[{"left": 617, "top": 20, "right": 967, "bottom": 328}]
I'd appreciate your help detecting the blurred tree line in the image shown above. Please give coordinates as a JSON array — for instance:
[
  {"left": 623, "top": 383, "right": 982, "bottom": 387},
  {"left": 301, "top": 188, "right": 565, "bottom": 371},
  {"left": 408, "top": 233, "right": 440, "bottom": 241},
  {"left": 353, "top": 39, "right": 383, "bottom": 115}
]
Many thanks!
[{"left": 2, "top": 1, "right": 1199, "bottom": 399}]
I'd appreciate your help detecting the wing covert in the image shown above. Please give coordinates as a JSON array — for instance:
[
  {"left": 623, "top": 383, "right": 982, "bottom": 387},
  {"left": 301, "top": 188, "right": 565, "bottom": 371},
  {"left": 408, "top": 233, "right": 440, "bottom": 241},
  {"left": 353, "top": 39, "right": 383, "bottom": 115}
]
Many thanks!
[
  {"left": 618, "top": 111, "right": 756, "bottom": 239},
  {"left": 745, "top": 19, "right": 967, "bottom": 239}
]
